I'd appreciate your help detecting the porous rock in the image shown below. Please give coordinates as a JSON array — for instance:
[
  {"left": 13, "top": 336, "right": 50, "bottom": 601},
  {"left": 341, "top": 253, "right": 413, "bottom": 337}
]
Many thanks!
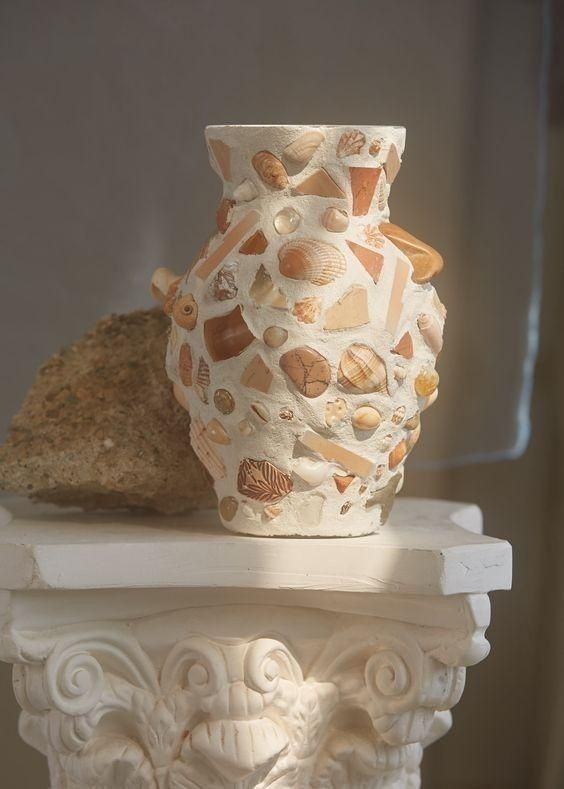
[{"left": 0, "top": 309, "right": 214, "bottom": 513}]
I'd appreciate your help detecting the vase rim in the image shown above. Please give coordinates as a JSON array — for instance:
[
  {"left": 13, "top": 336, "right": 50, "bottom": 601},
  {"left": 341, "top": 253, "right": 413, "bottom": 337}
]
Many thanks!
[{"left": 206, "top": 123, "right": 406, "bottom": 132}]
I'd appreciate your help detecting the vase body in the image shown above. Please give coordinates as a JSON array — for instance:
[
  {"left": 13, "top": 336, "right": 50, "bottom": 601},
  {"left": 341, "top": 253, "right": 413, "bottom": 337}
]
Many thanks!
[{"left": 164, "top": 124, "right": 445, "bottom": 536}]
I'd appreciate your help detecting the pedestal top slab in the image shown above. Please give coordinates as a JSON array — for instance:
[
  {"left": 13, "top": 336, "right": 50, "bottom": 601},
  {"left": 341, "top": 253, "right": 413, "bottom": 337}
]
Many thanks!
[{"left": 0, "top": 496, "right": 511, "bottom": 596}]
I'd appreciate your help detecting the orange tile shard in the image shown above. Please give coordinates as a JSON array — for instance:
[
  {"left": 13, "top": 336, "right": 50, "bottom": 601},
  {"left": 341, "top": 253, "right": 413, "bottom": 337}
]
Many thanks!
[
  {"left": 300, "top": 430, "right": 377, "bottom": 479},
  {"left": 195, "top": 211, "right": 260, "bottom": 280},
  {"left": 346, "top": 241, "right": 384, "bottom": 282},
  {"left": 204, "top": 305, "right": 255, "bottom": 362},
  {"left": 384, "top": 143, "right": 401, "bottom": 184},
  {"left": 208, "top": 138, "right": 232, "bottom": 182},
  {"left": 295, "top": 168, "right": 346, "bottom": 199},
  {"left": 239, "top": 229, "right": 269, "bottom": 255},
  {"left": 392, "top": 331, "right": 414, "bottom": 359},
  {"left": 350, "top": 167, "right": 381, "bottom": 215}
]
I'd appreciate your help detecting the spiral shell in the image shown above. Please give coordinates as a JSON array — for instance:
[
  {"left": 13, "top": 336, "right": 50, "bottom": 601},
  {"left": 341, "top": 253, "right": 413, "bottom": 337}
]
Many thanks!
[
  {"left": 195, "top": 357, "right": 210, "bottom": 403},
  {"left": 283, "top": 129, "right": 324, "bottom": 165},
  {"left": 172, "top": 293, "right": 198, "bottom": 330},
  {"left": 278, "top": 239, "right": 346, "bottom": 286},
  {"left": 417, "top": 313, "right": 443, "bottom": 355},
  {"left": 252, "top": 151, "right": 289, "bottom": 190},
  {"left": 338, "top": 344, "right": 389, "bottom": 394}
]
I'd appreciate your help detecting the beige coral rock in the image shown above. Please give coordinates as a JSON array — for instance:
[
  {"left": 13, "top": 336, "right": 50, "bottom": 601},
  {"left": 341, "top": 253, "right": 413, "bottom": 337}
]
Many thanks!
[{"left": 0, "top": 309, "right": 214, "bottom": 513}]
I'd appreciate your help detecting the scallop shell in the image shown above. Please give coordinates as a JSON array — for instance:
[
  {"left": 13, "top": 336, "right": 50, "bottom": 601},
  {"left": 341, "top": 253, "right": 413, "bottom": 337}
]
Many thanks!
[
  {"left": 252, "top": 151, "right": 289, "bottom": 190},
  {"left": 293, "top": 296, "right": 321, "bottom": 324},
  {"left": 338, "top": 344, "right": 389, "bottom": 394},
  {"left": 263, "top": 326, "right": 288, "bottom": 348},
  {"left": 283, "top": 129, "right": 325, "bottom": 165},
  {"left": 414, "top": 367, "right": 439, "bottom": 397},
  {"left": 351, "top": 405, "right": 382, "bottom": 431},
  {"left": 195, "top": 357, "right": 210, "bottom": 403},
  {"left": 234, "top": 179, "right": 258, "bottom": 202},
  {"left": 237, "top": 458, "right": 293, "bottom": 502},
  {"left": 337, "top": 129, "right": 366, "bottom": 158},
  {"left": 190, "top": 418, "right": 227, "bottom": 480},
  {"left": 172, "top": 293, "right": 198, "bottom": 330},
  {"left": 417, "top": 313, "right": 443, "bottom": 355},
  {"left": 322, "top": 207, "right": 349, "bottom": 232},
  {"left": 204, "top": 305, "right": 255, "bottom": 362},
  {"left": 214, "top": 388, "right": 235, "bottom": 415},
  {"left": 216, "top": 197, "right": 235, "bottom": 233},
  {"left": 178, "top": 343, "right": 193, "bottom": 386},
  {"left": 278, "top": 239, "right": 346, "bottom": 286}
]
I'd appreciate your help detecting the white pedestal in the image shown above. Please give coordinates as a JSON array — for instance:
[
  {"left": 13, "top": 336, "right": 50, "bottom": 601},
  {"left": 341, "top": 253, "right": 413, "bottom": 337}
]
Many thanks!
[{"left": 0, "top": 497, "right": 511, "bottom": 789}]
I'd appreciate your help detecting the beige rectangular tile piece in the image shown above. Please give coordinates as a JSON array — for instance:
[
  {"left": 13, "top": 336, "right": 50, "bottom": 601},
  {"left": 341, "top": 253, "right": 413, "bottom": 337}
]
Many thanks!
[
  {"left": 196, "top": 210, "right": 260, "bottom": 280},
  {"left": 385, "top": 257, "right": 410, "bottom": 333},
  {"left": 300, "top": 430, "right": 377, "bottom": 478}
]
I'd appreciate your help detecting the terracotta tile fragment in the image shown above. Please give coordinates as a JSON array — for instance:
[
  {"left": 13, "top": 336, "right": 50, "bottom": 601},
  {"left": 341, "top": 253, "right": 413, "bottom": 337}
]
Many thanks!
[
  {"left": 350, "top": 167, "right": 381, "bottom": 216},
  {"left": 295, "top": 168, "right": 346, "bottom": 199},
  {"left": 204, "top": 305, "right": 255, "bottom": 362},
  {"left": 346, "top": 241, "right": 384, "bottom": 282},
  {"left": 250, "top": 265, "right": 288, "bottom": 309},
  {"left": 237, "top": 457, "right": 293, "bottom": 502},
  {"left": 208, "top": 138, "right": 232, "bottom": 181},
  {"left": 333, "top": 473, "right": 355, "bottom": 494},
  {"left": 392, "top": 331, "right": 413, "bottom": 359},
  {"left": 239, "top": 229, "right": 269, "bottom": 255},
  {"left": 216, "top": 198, "right": 235, "bottom": 233},
  {"left": 384, "top": 143, "right": 401, "bottom": 184}
]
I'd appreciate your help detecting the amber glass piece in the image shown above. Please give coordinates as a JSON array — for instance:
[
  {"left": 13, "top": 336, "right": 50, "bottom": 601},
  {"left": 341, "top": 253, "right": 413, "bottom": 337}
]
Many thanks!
[
  {"left": 380, "top": 222, "right": 444, "bottom": 284},
  {"left": 350, "top": 167, "right": 381, "bottom": 216}
]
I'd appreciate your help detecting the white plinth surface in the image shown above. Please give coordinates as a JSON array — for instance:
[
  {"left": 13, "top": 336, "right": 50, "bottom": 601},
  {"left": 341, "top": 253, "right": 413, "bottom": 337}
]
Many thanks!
[{"left": 0, "top": 496, "right": 511, "bottom": 789}]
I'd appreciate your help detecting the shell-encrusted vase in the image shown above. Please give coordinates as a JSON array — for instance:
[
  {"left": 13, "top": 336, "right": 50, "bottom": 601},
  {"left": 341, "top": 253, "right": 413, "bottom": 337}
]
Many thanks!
[{"left": 156, "top": 124, "right": 445, "bottom": 536}]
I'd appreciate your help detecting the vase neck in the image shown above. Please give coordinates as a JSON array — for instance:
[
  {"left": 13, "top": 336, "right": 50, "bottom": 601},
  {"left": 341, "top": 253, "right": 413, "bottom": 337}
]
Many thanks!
[{"left": 205, "top": 124, "right": 405, "bottom": 218}]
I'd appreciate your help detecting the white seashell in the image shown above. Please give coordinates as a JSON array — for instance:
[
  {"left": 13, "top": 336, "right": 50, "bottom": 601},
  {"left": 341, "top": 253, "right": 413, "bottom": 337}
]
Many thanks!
[
  {"left": 278, "top": 239, "right": 346, "bottom": 286},
  {"left": 419, "top": 388, "right": 439, "bottom": 411},
  {"left": 417, "top": 313, "right": 443, "bottom": 355},
  {"left": 274, "top": 207, "right": 301, "bottom": 235},
  {"left": 283, "top": 129, "right": 325, "bottom": 165},
  {"left": 293, "top": 457, "right": 331, "bottom": 487},
  {"left": 351, "top": 406, "right": 382, "bottom": 431},
  {"left": 322, "top": 207, "right": 349, "bottom": 233},
  {"left": 234, "top": 179, "right": 258, "bottom": 202},
  {"left": 325, "top": 398, "right": 347, "bottom": 427},
  {"left": 394, "top": 365, "right": 407, "bottom": 382},
  {"left": 238, "top": 419, "right": 254, "bottom": 436},
  {"left": 263, "top": 326, "right": 288, "bottom": 348}
]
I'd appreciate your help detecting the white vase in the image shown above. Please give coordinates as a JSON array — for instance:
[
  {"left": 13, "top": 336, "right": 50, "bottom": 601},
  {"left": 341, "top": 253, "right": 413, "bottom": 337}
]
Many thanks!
[{"left": 155, "top": 124, "right": 445, "bottom": 536}]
